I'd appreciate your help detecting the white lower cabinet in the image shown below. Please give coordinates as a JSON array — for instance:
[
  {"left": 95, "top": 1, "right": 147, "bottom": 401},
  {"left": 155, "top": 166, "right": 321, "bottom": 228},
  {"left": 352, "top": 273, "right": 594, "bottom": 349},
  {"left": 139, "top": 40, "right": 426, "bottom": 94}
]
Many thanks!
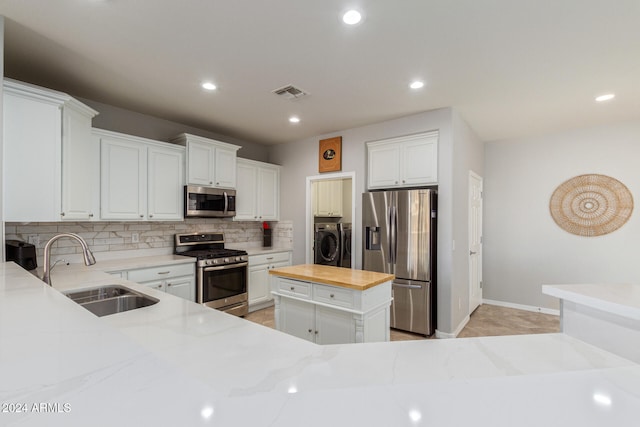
[
  {"left": 271, "top": 277, "right": 392, "bottom": 344},
  {"left": 248, "top": 251, "right": 292, "bottom": 312},
  {"left": 110, "top": 262, "right": 196, "bottom": 302}
]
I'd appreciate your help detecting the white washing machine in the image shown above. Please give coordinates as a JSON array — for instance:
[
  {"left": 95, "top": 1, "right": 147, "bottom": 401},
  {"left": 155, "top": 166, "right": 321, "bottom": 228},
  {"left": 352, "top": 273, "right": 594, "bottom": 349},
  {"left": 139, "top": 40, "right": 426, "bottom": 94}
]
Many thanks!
[{"left": 314, "top": 223, "right": 340, "bottom": 266}]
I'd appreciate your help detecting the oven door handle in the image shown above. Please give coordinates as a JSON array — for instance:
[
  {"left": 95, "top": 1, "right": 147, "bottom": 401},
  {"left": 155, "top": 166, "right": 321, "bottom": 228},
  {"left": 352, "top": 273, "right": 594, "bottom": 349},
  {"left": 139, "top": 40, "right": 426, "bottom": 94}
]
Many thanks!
[{"left": 203, "top": 262, "right": 248, "bottom": 272}]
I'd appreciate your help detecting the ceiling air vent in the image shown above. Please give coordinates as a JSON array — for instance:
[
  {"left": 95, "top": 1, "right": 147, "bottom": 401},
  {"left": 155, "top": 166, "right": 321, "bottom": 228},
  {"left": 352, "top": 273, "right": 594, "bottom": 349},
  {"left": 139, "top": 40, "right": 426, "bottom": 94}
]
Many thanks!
[{"left": 272, "top": 84, "right": 309, "bottom": 100}]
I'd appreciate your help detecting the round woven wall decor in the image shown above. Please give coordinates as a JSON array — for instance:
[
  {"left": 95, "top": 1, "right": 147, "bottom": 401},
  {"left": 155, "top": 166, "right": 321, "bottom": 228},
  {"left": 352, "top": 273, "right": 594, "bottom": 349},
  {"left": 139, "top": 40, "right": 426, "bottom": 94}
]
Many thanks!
[{"left": 549, "top": 174, "right": 633, "bottom": 236}]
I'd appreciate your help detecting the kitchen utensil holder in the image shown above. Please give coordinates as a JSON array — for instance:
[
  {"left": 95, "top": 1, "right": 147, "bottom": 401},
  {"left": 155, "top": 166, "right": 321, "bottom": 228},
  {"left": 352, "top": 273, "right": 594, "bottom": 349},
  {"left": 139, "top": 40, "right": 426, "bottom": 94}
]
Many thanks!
[{"left": 263, "top": 229, "right": 272, "bottom": 247}]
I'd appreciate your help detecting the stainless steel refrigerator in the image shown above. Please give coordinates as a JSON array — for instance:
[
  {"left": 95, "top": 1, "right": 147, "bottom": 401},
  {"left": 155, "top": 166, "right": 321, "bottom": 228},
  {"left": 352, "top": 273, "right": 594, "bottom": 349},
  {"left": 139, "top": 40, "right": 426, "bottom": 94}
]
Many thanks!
[{"left": 362, "top": 189, "right": 437, "bottom": 336}]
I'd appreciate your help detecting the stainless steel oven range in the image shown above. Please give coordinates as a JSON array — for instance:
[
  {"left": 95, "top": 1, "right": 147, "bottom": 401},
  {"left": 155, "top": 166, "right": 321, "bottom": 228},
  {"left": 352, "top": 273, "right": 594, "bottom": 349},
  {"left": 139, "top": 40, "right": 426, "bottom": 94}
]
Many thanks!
[{"left": 174, "top": 232, "right": 248, "bottom": 316}]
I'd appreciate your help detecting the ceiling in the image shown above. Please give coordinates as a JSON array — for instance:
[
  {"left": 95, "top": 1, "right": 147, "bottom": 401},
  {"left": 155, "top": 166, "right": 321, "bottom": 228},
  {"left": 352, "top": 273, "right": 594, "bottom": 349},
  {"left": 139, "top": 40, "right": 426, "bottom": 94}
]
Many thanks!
[{"left": 1, "top": 1, "right": 639, "bottom": 145}]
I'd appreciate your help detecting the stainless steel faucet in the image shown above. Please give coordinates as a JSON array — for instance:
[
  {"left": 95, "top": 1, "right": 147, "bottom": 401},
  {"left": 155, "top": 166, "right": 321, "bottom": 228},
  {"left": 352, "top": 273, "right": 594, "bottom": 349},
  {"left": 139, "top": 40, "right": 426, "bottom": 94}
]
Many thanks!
[{"left": 42, "top": 233, "right": 96, "bottom": 286}]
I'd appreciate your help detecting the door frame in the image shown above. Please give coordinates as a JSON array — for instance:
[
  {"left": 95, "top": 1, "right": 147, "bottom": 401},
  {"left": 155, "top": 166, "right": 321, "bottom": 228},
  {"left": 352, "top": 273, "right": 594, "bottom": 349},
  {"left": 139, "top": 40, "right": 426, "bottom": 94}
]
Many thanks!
[
  {"left": 468, "top": 170, "right": 483, "bottom": 314},
  {"left": 305, "top": 171, "right": 356, "bottom": 265}
]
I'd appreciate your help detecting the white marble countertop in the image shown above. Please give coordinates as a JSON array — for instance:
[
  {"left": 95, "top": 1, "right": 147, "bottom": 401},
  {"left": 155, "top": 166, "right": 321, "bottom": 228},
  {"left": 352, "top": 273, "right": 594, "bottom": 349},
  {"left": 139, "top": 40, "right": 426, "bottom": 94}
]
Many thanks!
[
  {"left": 2, "top": 262, "right": 640, "bottom": 426},
  {"left": 542, "top": 283, "right": 640, "bottom": 320}
]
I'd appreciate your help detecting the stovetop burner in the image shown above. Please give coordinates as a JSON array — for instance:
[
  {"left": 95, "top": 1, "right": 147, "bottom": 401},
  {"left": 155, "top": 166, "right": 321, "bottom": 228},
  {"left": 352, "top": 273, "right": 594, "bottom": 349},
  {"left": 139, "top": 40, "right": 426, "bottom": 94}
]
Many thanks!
[
  {"left": 174, "top": 232, "right": 248, "bottom": 267},
  {"left": 180, "top": 248, "right": 248, "bottom": 260}
]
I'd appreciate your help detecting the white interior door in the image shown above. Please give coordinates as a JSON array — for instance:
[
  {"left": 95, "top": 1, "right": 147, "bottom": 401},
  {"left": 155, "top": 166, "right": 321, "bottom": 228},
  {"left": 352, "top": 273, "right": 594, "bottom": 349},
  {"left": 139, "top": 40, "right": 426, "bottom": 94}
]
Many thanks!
[{"left": 469, "top": 171, "right": 483, "bottom": 314}]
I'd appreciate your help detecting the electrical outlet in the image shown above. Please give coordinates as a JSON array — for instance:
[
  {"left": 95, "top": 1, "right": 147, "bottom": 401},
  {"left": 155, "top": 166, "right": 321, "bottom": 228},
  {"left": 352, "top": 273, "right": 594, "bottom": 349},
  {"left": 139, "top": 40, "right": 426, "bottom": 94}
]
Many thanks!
[
  {"left": 131, "top": 233, "right": 139, "bottom": 243},
  {"left": 27, "top": 235, "right": 39, "bottom": 246}
]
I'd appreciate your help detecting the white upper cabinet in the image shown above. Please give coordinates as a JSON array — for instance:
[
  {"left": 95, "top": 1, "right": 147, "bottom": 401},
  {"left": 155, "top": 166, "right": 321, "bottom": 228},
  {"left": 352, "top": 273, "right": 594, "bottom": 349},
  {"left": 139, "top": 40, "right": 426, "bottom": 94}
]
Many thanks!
[
  {"left": 147, "top": 146, "right": 184, "bottom": 220},
  {"left": 171, "top": 133, "right": 240, "bottom": 189},
  {"left": 367, "top": 131, "right": 438, "bottom": 189},
  {"left": 97, "top": 129, "right": 184, "bottom": 221},
  {"left": 235, "top": 158, "right": 280, "bottom": 221},
  {"left": 3, "top": 79, "right": 98, "bottom": 222},
  {"left": 314, "top": 179, "right": 343, "bottom": 217}
]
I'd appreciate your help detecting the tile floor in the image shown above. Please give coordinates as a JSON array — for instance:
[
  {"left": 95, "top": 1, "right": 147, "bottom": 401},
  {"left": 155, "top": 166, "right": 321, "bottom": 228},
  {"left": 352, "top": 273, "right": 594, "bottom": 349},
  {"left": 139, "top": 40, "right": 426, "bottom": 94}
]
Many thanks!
[{"left": 244, "top": 303, "right": 560, "bottom": 341}]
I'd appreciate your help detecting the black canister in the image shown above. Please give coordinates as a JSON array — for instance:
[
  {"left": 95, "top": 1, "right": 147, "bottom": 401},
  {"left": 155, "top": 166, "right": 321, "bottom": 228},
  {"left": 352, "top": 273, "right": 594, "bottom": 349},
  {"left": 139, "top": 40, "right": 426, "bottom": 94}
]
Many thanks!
[
  {"left": 6, "top": 240, "right": 38, "bottom": 271},
  {"left": 263, "top": 229, "right": 272, "bottom": 247}
]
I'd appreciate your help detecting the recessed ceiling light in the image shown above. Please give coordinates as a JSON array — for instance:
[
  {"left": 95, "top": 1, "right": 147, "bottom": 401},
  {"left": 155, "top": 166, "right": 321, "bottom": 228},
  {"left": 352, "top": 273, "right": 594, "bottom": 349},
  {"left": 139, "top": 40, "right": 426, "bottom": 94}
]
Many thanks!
[
  {"left": 409, "top": 81, "right": 425, "bottom": 89},
  {"left": 595, "top": 93, "right": 615, "bottom": 102},
  {"left": 289, "top": 116, "right": 300, "bottom": 123},
  {"left": 202, "top": 82, "right": 217, "bottom": 91},
  {"left": 342, "top": 10, "right": 362, "bottom": 25}
]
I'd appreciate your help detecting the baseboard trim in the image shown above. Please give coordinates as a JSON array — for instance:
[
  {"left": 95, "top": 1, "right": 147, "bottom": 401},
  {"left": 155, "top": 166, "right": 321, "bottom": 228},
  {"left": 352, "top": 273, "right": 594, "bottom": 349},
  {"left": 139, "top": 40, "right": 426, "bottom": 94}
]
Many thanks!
[
  {"left": 435, "top": 314, "right": 470, "bottom": 339},
  {"left": 482, "top": 298, "right": 559, "bottom": 316},
  {"left": 248, "top": 300, "right": 274, "bottom": 313}
]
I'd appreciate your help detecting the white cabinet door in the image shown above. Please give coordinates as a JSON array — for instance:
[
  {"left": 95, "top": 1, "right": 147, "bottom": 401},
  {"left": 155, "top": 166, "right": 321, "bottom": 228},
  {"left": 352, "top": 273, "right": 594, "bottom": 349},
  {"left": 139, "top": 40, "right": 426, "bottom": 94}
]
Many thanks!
[
  {"left": 235, "top": 161, "right": 258, "bottom": 220},
  {"left": 61, "top": 105, "right": 99, "bottom": 221},
  {"left": 315, "top": 305, "right": 356, "bottom": 345},
  {"left": 100, "top": 138, "right": 146, "bottom": 220},
  {"left": 141, "top": 279, "right": 165, "bottom": 292},
  {"left": 3, "top": 90, "right": 62, "bottom": 222},
  {"left": 147, "top": 146, "right": 184, "bottom": 220},
  {"left": 315, "top": 180, "right": 343, "bottom": 217},
  {"left": 258, "top": 166, "right": 279, "bottom": 220},
  {"left": 402, "top": 135, "right": 438, "bottom": 186},
  {"left": 174, "top": 134, "right": 240, "bottom": 189},
  {"left": 214, "top": 146, "right": 237, "bottom": 189},
  {"left": 235, "top": 159, "right": 280, "bottom": 221},
  {"left": 187, "top": 140, "right": 215, "bottom": 186},
  {"left": 368, "top": 142, "right": 401, "bottom": 189},
  {"left": 367, "top": 132, "right": 438, "bottom": 189},
  {"left": 279, "top": 297, "right": 315, "bottom": 342},
  {"left": 166, "top": 276, "right": 195, "bottom": 302},
  {"left": 248, "top": 264, "right": 270, "bottom": 306},
  {"left": 3, "top": 79, "right": 98, "bottom": 223}
]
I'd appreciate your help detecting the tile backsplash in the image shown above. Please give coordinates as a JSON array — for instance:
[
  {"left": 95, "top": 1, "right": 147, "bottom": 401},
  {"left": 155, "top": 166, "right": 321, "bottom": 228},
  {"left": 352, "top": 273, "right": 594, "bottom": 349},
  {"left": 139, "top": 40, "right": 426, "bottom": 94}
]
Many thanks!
[{"left": 5, "top": 219, "right": 293, "bottom": 265}]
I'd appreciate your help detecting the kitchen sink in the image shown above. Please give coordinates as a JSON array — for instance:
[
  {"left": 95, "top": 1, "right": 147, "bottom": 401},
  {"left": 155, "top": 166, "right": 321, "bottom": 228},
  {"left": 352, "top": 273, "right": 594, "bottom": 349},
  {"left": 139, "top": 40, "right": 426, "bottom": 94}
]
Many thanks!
[{"left": 63, "top": 285, "right": 159, "bottom": 317}]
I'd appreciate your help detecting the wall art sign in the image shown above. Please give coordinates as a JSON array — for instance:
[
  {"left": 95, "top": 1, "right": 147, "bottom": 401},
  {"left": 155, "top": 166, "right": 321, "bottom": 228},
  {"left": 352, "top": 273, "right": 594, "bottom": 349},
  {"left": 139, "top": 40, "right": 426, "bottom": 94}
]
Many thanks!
[
  {"left": 549, "top": 174, "right": 633, "bottom": 236},
  {"left": 318, "top": 136, "right": 342, "bottom": 173}
]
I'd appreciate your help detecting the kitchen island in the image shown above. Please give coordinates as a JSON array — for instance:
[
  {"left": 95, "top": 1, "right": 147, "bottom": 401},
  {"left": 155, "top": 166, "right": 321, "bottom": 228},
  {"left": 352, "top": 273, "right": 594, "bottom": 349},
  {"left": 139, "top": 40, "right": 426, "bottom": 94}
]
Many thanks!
[
  {"left": 2, "top": 261, "right": 640, "bottom": 426},
  {"left": 269, "top": 264, "right": 394, "bottom": 344},
  {"left": 543, "top": 283, "right": 640, "bottom": 363}
]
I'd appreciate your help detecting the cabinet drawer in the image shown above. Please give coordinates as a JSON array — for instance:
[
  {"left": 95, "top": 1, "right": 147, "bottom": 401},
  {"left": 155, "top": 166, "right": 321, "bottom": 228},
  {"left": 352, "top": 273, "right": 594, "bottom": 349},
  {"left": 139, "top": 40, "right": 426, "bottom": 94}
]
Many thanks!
[
  {"left": 277, "top": 278, "right": 311, "bottom": 299},
  {"left": 314, "top": 284, "right": 354, "bottom": 309},
  {"left": 127, "top": 262, "right": 195, "bottom": 283},
  {"left": 249, "top": 251, "right": 291, "bottom": 266}
]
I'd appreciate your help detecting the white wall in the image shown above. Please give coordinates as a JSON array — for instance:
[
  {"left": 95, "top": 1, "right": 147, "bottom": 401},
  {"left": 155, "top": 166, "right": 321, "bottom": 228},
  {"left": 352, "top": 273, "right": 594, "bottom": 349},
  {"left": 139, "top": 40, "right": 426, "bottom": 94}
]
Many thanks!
[
  {"left": 449, "top": 110, "right": 484, "bottom": 333},
  {"left": 78, "top": 97, "right": 269, "bottom": 162},
  {"left": 484, "top": 120, "right": 640, "bottom": 310},
  {"left": 270, "top": 108, "right": 484, "bottom": 335}
]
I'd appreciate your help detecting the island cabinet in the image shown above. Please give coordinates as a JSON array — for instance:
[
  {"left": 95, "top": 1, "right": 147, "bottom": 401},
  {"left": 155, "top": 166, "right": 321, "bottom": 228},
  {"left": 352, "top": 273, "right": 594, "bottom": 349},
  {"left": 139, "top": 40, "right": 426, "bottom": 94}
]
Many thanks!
[
  {"left": 269, "top": 264, "right": 393, "bottom": 344},
  {"left": 171, "top": 133, "right": 240, "bottom": 189},
  {"left": 248, "top": 251, "right": 292, "bottom": 312},
  {"left": 97, "top": 129, "right": 185, "bottom": 221},
  {"left": 235, "top": 158, "right": 281, "bottom": 221},
  {"left": 367, "top": 131, "right": 438, "bottom": 189},
  {"left": 3, "top": 78, "right": 99, "bottom": 222},
  {"left": 542, "top": 283, "right": 640, "bottom": 363}
]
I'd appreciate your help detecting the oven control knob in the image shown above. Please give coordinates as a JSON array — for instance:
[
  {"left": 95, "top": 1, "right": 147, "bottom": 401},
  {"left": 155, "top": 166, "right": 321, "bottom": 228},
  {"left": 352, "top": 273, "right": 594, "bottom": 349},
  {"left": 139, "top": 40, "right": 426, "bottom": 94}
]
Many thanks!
[
  {"left": 235, "top": 256, "right": 241, "bottom": 261},
  {"left": 224, "top": 258, "right": 230, "bottom": 263}
]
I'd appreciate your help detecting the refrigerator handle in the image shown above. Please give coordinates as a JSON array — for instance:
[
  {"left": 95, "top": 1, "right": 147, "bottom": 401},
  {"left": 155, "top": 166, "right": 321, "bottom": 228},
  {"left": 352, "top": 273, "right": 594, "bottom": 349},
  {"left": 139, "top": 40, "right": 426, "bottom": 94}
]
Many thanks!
[{"left": 389, "top": 205, "right": 397, "bottom": 264}]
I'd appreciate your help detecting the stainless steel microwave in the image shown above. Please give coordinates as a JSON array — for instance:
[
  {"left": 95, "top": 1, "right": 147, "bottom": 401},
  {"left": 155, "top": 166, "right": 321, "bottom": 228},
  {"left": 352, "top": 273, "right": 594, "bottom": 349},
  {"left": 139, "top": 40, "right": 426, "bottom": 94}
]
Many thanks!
[{"left": 184, "top": 185, "right": 236, "bottom": 218}]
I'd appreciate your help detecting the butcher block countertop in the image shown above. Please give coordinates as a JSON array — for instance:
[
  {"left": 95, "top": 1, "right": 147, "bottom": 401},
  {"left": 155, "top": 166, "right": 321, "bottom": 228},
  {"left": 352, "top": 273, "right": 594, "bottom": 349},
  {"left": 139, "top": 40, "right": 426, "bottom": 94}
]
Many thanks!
[{"left": 268, "top": 264, "right": 394, "bottom": 290}]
